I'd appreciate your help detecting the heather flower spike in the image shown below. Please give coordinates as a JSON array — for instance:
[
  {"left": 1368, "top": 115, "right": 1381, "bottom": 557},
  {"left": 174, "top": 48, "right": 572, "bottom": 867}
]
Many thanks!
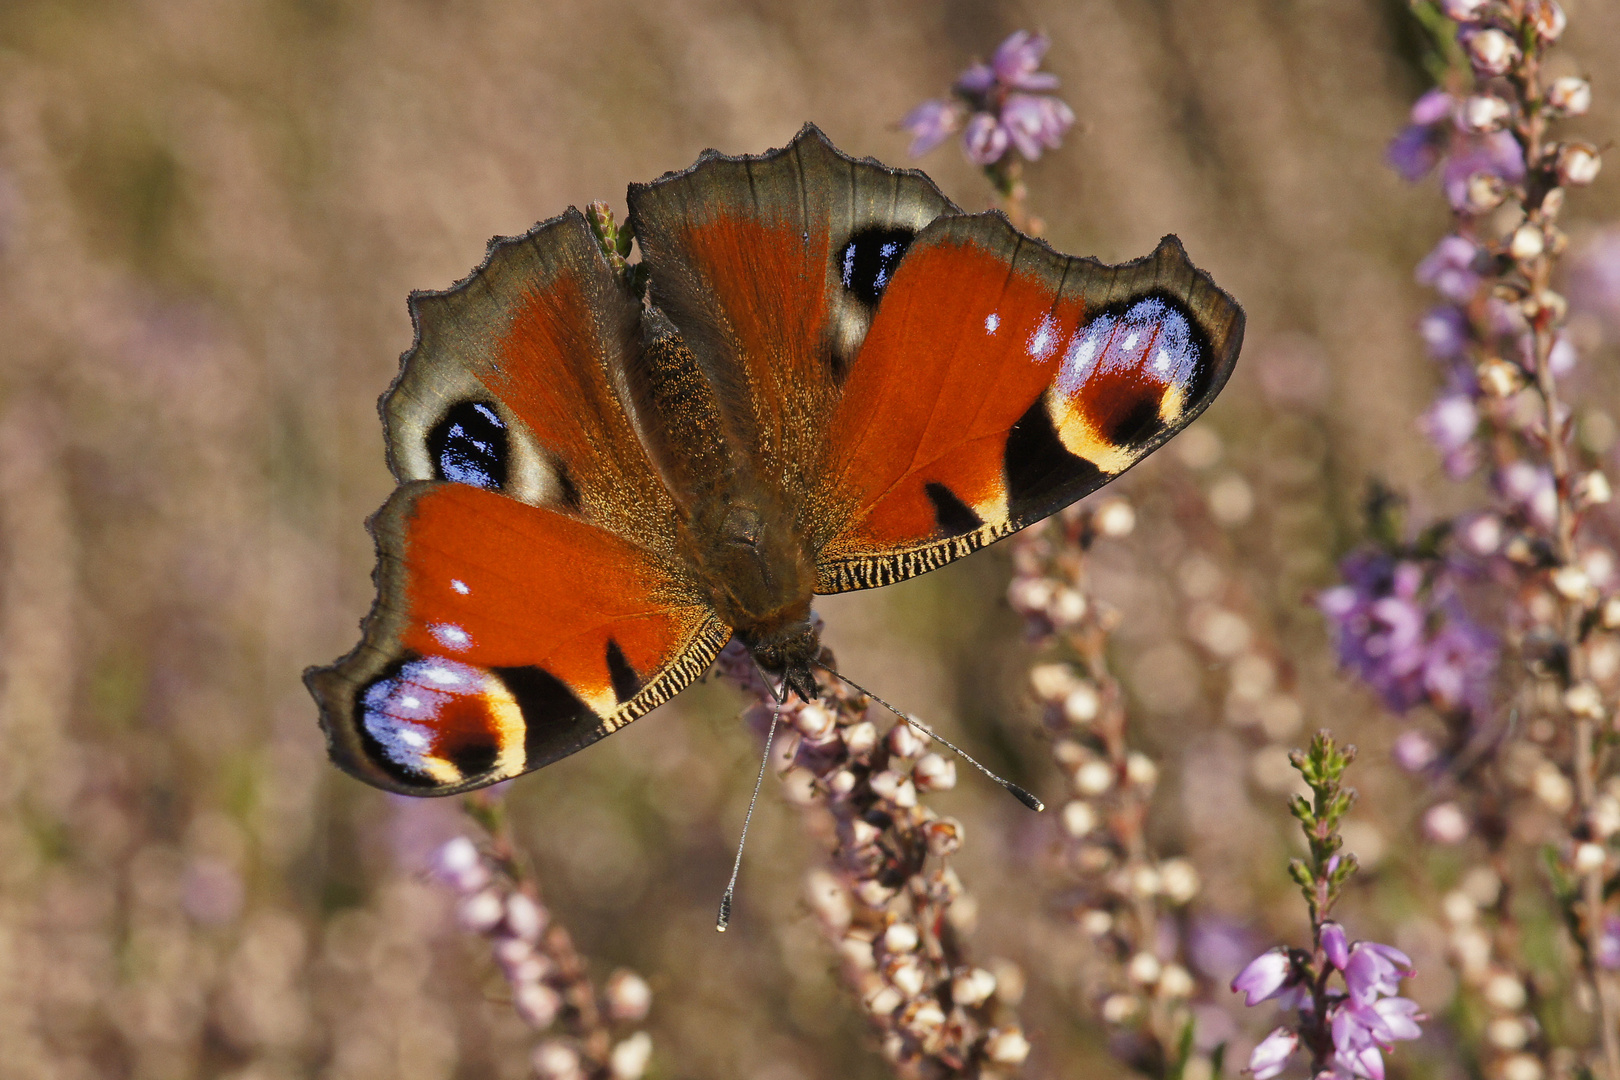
[{"left": 1235, "top": 733, "right": 1424, "bottom": 1079}]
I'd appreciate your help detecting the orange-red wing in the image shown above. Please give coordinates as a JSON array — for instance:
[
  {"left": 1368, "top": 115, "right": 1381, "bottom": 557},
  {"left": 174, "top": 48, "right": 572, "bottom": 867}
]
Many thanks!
[
  {"left": 383, "top": 209, "right": 685, "bottom": 561},
  {"left": 815, "top": 218, "right": 1244, "bottom": 592},
  {"left": 307, "top": 482, "right": 728, "bottom": 796},
  {"left": 626, "top": 126, "right": 955, "bottom": 510}
]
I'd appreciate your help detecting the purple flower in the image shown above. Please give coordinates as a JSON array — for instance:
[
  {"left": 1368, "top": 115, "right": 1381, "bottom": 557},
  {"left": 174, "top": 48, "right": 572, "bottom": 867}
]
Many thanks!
[
  {"left": 1386, "top": 90, "right": 1455, "bottom": 181},
  {"left": 1232, "top": 947, "right": 1296, "bottom": 1006},
  {"left": 1418, "top": 305, "right": 1469, "bottom": 360},
  {"left": 1322, "top": 923, "right": 1350, "bottom": 971},
  {"left": 1598, "top": 916, "right": 1620, "bottom": 970},
  {"left": 1420, "top": 394, "right": 1480, "bottom": 478},
  {"left": 1343, "top": 942, "right": 1413, "bottom": 1004},
  {"left": 1392, "top": 730, "right": 1440, "bottom": 772},
  {"left": 1248, "top": 1027, "right": 1299, "bottom": 1080},
  {"left": 905, "top": 29, "right": 1073, "bottom": 166},
  {"left": 1441, "top": 130, "right": 1525, "bottom": 212},
  {"left": 1416, "top": 235, "right": 1483, "bottom": 303},
  {"left": 963, "top": 112, "right": 1010, "bottom": 165},
  {"left": 1421, "top": 611, "right": 1496, "bottom": 715},
  {"left": 1330, "top": 995, "right": 1424, "bottom": 1079},
  {"left": 899, "top": 99, "right": 961, "bottom": 157}
]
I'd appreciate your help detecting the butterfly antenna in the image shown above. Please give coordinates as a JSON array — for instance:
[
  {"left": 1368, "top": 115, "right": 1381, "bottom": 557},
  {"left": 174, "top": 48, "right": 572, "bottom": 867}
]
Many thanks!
[
  {"left": 717, "top": 697, "right": 781, "bottom": 932},
  {"left": 832, "top": 671, "right": 1045, "bottom": 813}
]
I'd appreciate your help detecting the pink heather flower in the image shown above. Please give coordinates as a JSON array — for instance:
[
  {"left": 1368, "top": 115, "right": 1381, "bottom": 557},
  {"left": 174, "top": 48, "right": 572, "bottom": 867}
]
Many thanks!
[
  {"left": 1419, "top": 306, "right": 1469, "bottom": 360},
  {"left": 1441, "top": 131, "right": 1525, "bottom": 212},
  {"left": 1386, "top": 90, "right": 1456, "bottom": 181},
  {"left": 1420, "top": 394, "right": 1480, "bottom": 479},
  {"left": 899, "top": 99, "right": 962, "bottom": 157},
  {"left": 1392, "top": 730, "right": 1440, "bottom": 772},
  {"left": 1344, "top": 942, "right": 1413, "bottom": 1004},
  {"left": 1322, "top": 923, "right": 1350, "bottom": 971},
  {"left": 1232, "top": 948, "right": 1296, "bottom": 1005},
  {"left": 1598, "top": 916, "right": 1620, "bottom": 970},
  {"left": 906, "top": 29, "right": 1073, "bottom": 166},
  {"left": 1416, "top": 236, "right": 1483, "bottom": 303},
  {"left": 1248, "top": 1027, "right": 1300, "bottom": 1080}
]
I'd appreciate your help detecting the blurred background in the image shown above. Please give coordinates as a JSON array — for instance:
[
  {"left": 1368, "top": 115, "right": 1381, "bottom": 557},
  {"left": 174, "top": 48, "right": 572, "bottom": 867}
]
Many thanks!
[{"left": 2, "top": 1, "right": 1619, "bottom": 1078}]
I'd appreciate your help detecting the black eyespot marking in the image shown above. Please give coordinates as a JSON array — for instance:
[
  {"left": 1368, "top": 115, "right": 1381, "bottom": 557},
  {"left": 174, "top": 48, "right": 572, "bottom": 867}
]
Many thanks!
[
  {"left": 447, "top": 739, "right": 500, "bottom": 781},
  {"left": 493, "top": 665, "right": 600, "bottom": 769},
  {"left": 1107, "top": 396, "right": 1166, "bottom": 447},
  {"left": 839, "top": 227, "right": 915, "bottom": 308},
  {"left": 429, "top": 401, "right": 508, "bottom": 490},
  {"left": 1005, "top": 393, "right": 1105, "bottom": 512},
  {"left": 605, "top": 640, "right": 642, "bottom": 705},
  {"left": 925, "top": 482, "right": 983, "bottom": 537}
]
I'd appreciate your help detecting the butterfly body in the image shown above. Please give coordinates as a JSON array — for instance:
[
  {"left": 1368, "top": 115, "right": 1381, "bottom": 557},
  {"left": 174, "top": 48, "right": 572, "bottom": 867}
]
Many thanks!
[{"left": 308, "top": 125, "right": 1244, "bottom": 797}]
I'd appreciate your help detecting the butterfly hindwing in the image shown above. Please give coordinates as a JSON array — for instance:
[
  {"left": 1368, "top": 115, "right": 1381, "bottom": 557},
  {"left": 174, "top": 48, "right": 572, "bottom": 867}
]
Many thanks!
[
  {"left": 308, "top": 482, "right": 729, "bottom": 795},
  {"left": 813, "top": 220, "right": 1245, "bottom": 590}
]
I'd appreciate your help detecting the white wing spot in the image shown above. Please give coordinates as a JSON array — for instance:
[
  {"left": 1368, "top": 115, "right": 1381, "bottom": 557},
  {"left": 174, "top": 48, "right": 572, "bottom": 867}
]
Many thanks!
[
  {"left": 421, "top": 665, "right": 463, "bottom": 686},
  {"left": 450, "top": 579, "right": 470, "bottom": 595},
  {"left": 1122, "top": 331, "right": 1140, "bottom": 351},
  {"left": 985, "top": 312, "right": 1000, "bottom": 335},
  {"left": 431, "top": 623, "right": 472, "bottom": 651},
  {"left": 400, "top": 695, "right": 422, "bottom": 710},
  {"left": 1027, "top": 315, "right": 1060, "bottom": 361},
  {"left": 1153, "top": 348, "right": 1171, "bottom": 373}
]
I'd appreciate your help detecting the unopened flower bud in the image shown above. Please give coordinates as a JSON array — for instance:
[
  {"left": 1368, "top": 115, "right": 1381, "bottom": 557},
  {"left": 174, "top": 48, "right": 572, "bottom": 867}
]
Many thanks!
[
  {"left": 1477, "top": 358, "right": 1522, "bottom": 398},
  {"left": 1007, "top": 576, "right": 1053, "bottom": 614},
  {"left": 1075, "top": 760, "right": 1113, "bottom": 795},
  {"left": 1130, "top": 864, "right": 1162, "bottom": 898},
  {"left": 828, "top": 769, "right": 857, "bottom": 797},
  {"left": 1466, "top": 28, "right": 1518, "bottom": 76},
  {"left": 1049, "top": 586, "right": 1087, "bottom": 625},
  {"left": 984, "top": 1027, "right": 1032, "bottom": 1065},
  {"left": 1603, "top": 596, "right": 1620, "bottom": 629},
  {"left": 914, "top": 753, "right": 956, "bottom": 791},
  {"left": 806, "top": 870, "right": 853, "bottom": 931},
  {"left": 1457, "top": 94, "right": 1511, "bottom": 132},
  {"left": 1552, "top": 565, "right": 1592, "bottom": 600},
  {"left": 854, "top": 878, "right": 895, "bottom": 906},
  {"left": 505, "top": 892, "right": 547, "bottom": 942},
  {"left": 1592, "top": 794, "right": 1620, "bottom": 838},
  {"left": 609, "top": 1032, "right": 653, "bottom": 1080},
  {"left": 532, "top": 1042, "right": 582, "bottom": 1080},
  {"left": 1061, "top": 800, "right": 1098, "bottom": 838},
  {"left": 869, "top": 769, "right": 918, "bottom": 808},
  {"left": 1125, "top": 752, "right": 1159, "bottom": 788},
  {"left": 1127, "top": 951, "right": 1162, "bottom": 984},
  {"left": 883, "top": 920, "right": 921, "bottom": 953},
  {"left": 903, "top": 999, "right": 946, "bottom": 1034},
  {"left": 1160, "top": 858, "right": 1201, "bottom": 904},
  {"left": 1576, "top": 471, "right": 1612, "bottom": 507},
  {"left": 886, "top": 721, "right": 928, "bottom": 759},
  {"left": 1423, "top": 801, "right": 1471, "bottom": 844},
  {"left": 434, "top": 836, "right": 488, "bottom": 892},
  {"left": 605, "top": 969, "right": 653, "bottom": 1022},
  {"left": 1574, "top": 842, "right": 1607, "bottom": 873},
  {"left": 1565, "top": 682, "right": 1605, "bottom": 720},
  {"left": 1502, "top": 1054, "right": 1544, "bottom": 1080},
  {"left": 864, "top": 984, "right": 902, "bottom": 1016},
  {"left": 515, "top": 982, "right": 562, "bottom": 1029},
  {"left": 1531, "top": 0, "right": 1566, "bottom": 40},
  {"left": 949, "top": 966, "right": 996, "bottom": 1008},
  {"left": 1465, "top": 173, "right": 1506, "bottom": 212},
  {"left": 793, "top": 702, "right": 837, "bottom": 741},
  {"left": 1157, "top": 963, "right": 1196, "bottom": 999},
  {"left": 1101, "top": 993, "right": 1140, "bottom": 1023},
  {"left": 1439, "top": 0, "right": 1487, "bottom": 19},
  {"left": 1484, "top": 972, "right": 1527, "bottom": 1010},
  {"left": 1532, "top": 763, "right": 1574, "bottom": 811},
  {"left": 884, "top": 955, "right": 927, "bottom": 997},
  {"left": 457, "top": 889, "right": 505, "bottom": 933},
  {"left": 849, "top": 816, "right": 882, "bottom": 848},
  {"left": 1063, "top": 682, "right": 1101, "bottom": 724},
  {"left": 1510, "top": 224, "right": 1545, "bottom": 262},
  {"left": 1559, "top": 142, "right": 1602, "bottom": 186},
  {"left": 1030, "top": 662, "right": 1079, "bottom": 702},
  {"left": 1095, "top": 497, "right": 1136, "bottom": 537},
  {"left": 842, "top": 721, "right": 877, "bottom": 756},
  {"left": 1488, "top": 1017, "right": 1530, "bottom": 1051},
  {"left": 1547, "top": 76, "right": 1591, "bottom": 116}
]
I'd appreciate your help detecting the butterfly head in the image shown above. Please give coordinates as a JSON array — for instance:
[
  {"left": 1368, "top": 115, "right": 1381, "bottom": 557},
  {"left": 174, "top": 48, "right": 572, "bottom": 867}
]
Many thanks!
[{"left": 742, "top": 625, "right": 823, "bottom": 705}]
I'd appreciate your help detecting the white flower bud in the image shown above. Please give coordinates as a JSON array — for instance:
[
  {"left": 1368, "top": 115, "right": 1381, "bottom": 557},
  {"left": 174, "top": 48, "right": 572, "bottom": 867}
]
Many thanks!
[
  {"left": 1466, "top": 28, "right": 1518, "bottom": 76},
  {"left": 1125, "top": 752, "right": 1159, "bottom": 788},
  {"left": 1477, "top": 359, "right": 1522, "bottom": 398},
  {"left": 1129, "top": 865, "right": 1162, "bottom": 898},
  {"left": 868, "top": 769, "right": 918, "bottom": 808},
  {"left": 1532, "top": 0, "right": 1565, "bottom": 40},
  {"left": 1532, "top": 764, "right": 1574, "bottom": 811},
  {"left": 1551, "top": 565, "right": 1591, "bottom": 601},
  {"left": 1559, "top": 142, "right": 1602, "bottom": 186},
  {"left": 609, "top": 1032, "right": 653, "bottom": 1080},
  {"left": 913, "top": 753, "right": 956, "bottom": 791},
  {"left": 1101, "top": 993, "right": 1140, "bottom": 1023},
  {"left": 864, "top": 984, "right": 902, "bottom": 1016},
  {"left": 842, "top": 721, "right": 877, "bottom": 756},
  {"left": 1465, "top": 173, "right": 1506, "bottom": 213},
  {"left": 886, "top": 721, "right": 928, "bottom": 759},
  {"left": 504, "top": 892, "right": 547, "bottom": 942},
  {"left": 1576, "top": 471, "right": 1612, "bottom": 507},
  {"left": 924, "top": 817, "right": 964, "bottom": 857},
  {"left": 984, "top": 1027, "right": 1032, "bottom": 1065},
  {"left": 1574, "top": 842, "right": 1607, "bottom": 873},
  {"left": 1063, "top": 683, "right": 1101, "bottom": 724},
  {"left": 1030, "top": 662, "right": 1080, "bottom": 702},
  {"left": 1008, "top": 576, "right": 1054, "bottom": 614},
  {"left": 952, "top": 966, "right": 998, "bottom": 1007},
  {"left": 435, "top": 836, "right": 488, "bottom": 892},
  {"left": 1484, "top": 972, "right": 1528, "bottom": 1010},
  {"left": 605, "top": 969, "right": 653, "bottom": 1022},
  {"left": 1049, "top": 586, "right": 1088, "bottom": 626},
  {"left": 457, "top": 889, "right": 504, "bottom": 933},
  {"left": 903, "top": 999, "right": 946, "bottom": 1034},
  {"left": 515, "top": 982, "right": 562, "bottom": 1029},
  {"left": 532, "top": 1041, "right": 582, "bottom": 1080},
  {"left": 806, "top": 870, "right": 853, "bottom": 931},
  {"left": 883, "top": 920, "right": 920, "bottom": 953},
  {"left": 1094, "top": 497, "right": 1136, "bottom": 537},
  {"left": 1157, "top": 963, "right": 1196, "bottom": 999},
  {"left": 1075, "top": 760, "right": 1114, "bottom": 796},
  {"left": 1061, "top": 800, "right": 1098, "bottom": 838},
  {"left": 1080, "top": 909, "right": 1114, "bottom": 936},
  {"left": 1510, "top": 224, "right": 1545, "bottom": 262},
  {"left": 1547, "top": 76, "right": 1591, "bottom": 116},
  {"left": 1127, "top": 952, "right": 1162, "bottom": 984},
  {"left": 1457, "top": 94, "right": 1511, "bottom": 132},
  {"left": 1487, "top": 1017, "right": 1530, "bottom": 1050},
  {"left": 828, "top": 769, "right": 857, "bottom": 798},
  {"left": 793, "top": 702, "right": 837, "bottom": 741},
  {"left": 1502, "top": 1054, "right": 1544, "bottom": 1080},
  {"left": 849, "top": 817, "right": 882, "bottom": 848},
  {"left": 1160, "top": 858, "right": 1201, "bottom": 904},
  {"left": 1592, "top": 794, "right": 1620, "bottom": 838},
  {"left": 1439, "top": 0, "right": 1487, "bottom": 19},
  {"left": 854, "top": 878, "right": 895, "bottom": 907},
  {"left": 884, "top": 955, "right": 926, "bottom": 997},
  {"left": 1564, "top": 682, "right": 1605, "bottom": 720}
]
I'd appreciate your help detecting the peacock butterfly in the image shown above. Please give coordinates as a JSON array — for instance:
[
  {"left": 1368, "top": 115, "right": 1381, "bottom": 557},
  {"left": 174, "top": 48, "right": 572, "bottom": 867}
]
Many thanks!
[{"left": 306, "top": 124, "right": 1244, "bottom": 797}]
